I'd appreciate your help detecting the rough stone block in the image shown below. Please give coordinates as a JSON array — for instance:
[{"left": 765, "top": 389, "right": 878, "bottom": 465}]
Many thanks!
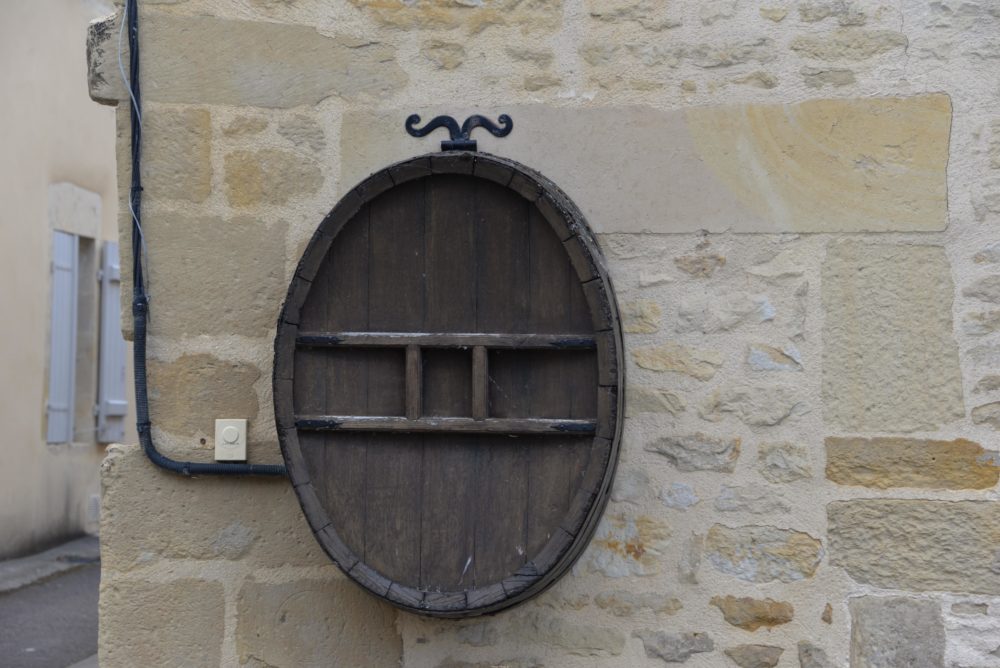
[
  {"left": 705, "top": 524, "right": 822, "bottom": 583},
  {"left": 587, "top": 0, "right": 681, "bottom": 31},
  {"left": 972, "top": 401, "right": 1000, "bottom": 429},
  {"left": 100, "top": 578, "right": 224, "bottom": 667},
  {"left": 142, "top": 107, "right": 212, "bottom": 203},
  {"left": 421, "top": 39, "right": 466, "bottom": 70},
  {"left": 236, "top": 577, "right": 401, "bottom": 667},
  {"left": 714, "top": 485, "right": 790, "bottom": 515},
  {"left": 594, "top": 590, "right": 682, "bottom": 616},
  {"left": 849, "top": 596, "right": 944, "bottom": 667},
  {"left": 88, "top": 13, "right": 407, "bottom": 107},
  {"left": 822, "top": 241, "right": 963, "bottom": 432},
  {"left": 756, "top": 442, "right": 812, "bottom": 482},
  {"left": 101, "top": 444, "right": 328, "bottom": 571},
  {"left": 276, "top": 115, "right": 326, "bottom": 153},
  {"left": 621, "top": 300, "right": 662, "bottom": 334},
  {"left": 134, "top": 215, "right": 288, "bottom": 338},
  {"left": 829, "top": 500, "right": 1000, "bottom": 594},
  {"left": 677, "top": 292, "right": 774, "bottom": 333},
  {"left": 709, "top": 596, "right": 794, "bottom": 631},
  {"left": 724, "top": 644, "right": 783, "bottom": 668},
  {"left": 224, "top": 149, "right": 323, "bottom": 207},
  {"left": 633, "top": 630, "right": 714, "bottom": 663},
  {"left": 347, "top": 0, "right": 563, "bottom": 32},
  {"left": 790, "top": 29, "right": 907, "bottom": 60},
  {"left": 343, "top": 96, "right": 951, "bottom": 234},
  {"left": 645, "top": 432, "right": 740, "bottom": 472},
  {"left": 626, "top": 387, "right": 685, "bottom": 417},
  {"left": 699, "top": 384, "right": 804, "bottom": 427},
  {"left": 825, "top": 437, "right": 999, "bottom": 489},
  {"left": 632, "top": 342, "right": 723, "bottom": 380},
  {"left": 147, "top": 353, "right": 260, "bottom": 441},
  {"left": 574, "top": 513, "right": 669, "bottom": 577},
  {"left": 747, "top": 343, "right": 802, "bottom": 371},
  {"left": 798, "top": 641, "right": 835, "bottom": 668},
  {"left": 511, "top": 611, "right": 625, "bottom": 656}
]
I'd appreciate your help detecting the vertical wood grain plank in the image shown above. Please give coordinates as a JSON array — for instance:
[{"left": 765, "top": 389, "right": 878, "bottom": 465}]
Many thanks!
[
  {"left": 364, "top": 181, "right": 425, "bottom": 583},
  {"left": 310, "top": 206, "right": 371, "bottom": 559},
  {"left": 474, "top": 179, "right": 531, "bottom": 584},
  {"left": 421, "top": 176, "right": 478, "bottom": 590},
  {"left": 525, "top": 205, "right": 596, "bottom": 559}
]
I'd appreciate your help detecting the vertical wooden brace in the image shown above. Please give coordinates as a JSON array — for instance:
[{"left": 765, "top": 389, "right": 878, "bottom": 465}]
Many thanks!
[
  {"left": 472, "top": 345, "right": 488, "bottom": 421},
  {"left": 406, "top": 344, "right": 422, "bottom": 420}
]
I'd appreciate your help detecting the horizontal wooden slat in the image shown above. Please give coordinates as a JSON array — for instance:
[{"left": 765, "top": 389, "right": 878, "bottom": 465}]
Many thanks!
[
  {"left": 295, "top": 415, "right": 597, "bottom": 435},
  {"left": 297, "top": 332, "right": 596, "bottom": 350}
]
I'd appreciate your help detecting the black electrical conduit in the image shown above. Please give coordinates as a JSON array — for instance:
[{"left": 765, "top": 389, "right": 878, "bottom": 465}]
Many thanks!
[{"left": 126, "top": 0, "right": 286, "bottom": 476}]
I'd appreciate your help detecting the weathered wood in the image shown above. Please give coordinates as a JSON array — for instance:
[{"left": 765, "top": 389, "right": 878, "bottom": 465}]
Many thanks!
[
  {"left": 473, "top": 179, "right": 531, "bottom": 586},
  {"left": 472, "top": 345, "right": 488, "bottom": 421},
  {"left": 362, "top": 180, "right": 424, "bottom": 582},
  {"left": 273, "top": 152, "right": 624, "bottom": 618},
  {"left": 419, "top": 175, "right": 478, "bottom": 591},
  {"left": 388, "top": 155, "right": 432, "bottom": 185},
  {"left": 472, "top": 157, "right": 514, "bottom": 187},
  {"left": 295, "top": 415, "right": 597, "bottom": 434},
  {"left": 296, "top": 331, "right": 597, "bottom": 349}
]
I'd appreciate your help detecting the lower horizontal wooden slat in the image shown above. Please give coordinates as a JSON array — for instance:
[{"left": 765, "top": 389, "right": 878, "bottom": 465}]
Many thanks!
[
  {"left": 296, "top": 331, "right": 596, "bottom": 350},
  {"left": 295, "top": 415, "right": 597, "bottom": 435}
]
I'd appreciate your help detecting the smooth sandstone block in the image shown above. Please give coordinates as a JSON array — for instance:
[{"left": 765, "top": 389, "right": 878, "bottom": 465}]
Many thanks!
[
  {"left": 342, "top": 95, "right": 950, "bottom": 234},
  {"left": 100, "top": 578, "right": 224, "bottom": 668},
  {"left": 236, "top": 578, "right": 402, "bottom": 667},
  {"left": 88, "top": 12, "right": 406, "bottom": 107}
]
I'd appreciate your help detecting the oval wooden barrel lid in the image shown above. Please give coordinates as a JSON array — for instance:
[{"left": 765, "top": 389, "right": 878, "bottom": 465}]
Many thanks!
[{"left": 273, "top": 152, "right": 624, "bottom": 617}]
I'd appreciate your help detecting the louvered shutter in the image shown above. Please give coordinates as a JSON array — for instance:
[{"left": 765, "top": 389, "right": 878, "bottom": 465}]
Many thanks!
[
  {"left": 46, "top": 231, "right": 78, "bottom": 443},
  {"left": 97, "top": 241, "right": 128, "bottom": 443}
]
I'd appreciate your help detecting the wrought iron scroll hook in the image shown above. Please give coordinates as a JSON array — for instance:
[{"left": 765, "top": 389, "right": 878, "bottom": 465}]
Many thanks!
[{"left": 405, "top": 114, "right": 513, "bottom": 152}]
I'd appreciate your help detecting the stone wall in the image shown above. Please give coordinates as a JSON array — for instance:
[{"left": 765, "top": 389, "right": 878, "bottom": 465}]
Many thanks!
[{"left": 90, "top": 1, "right": 1000, "bottom": 665}]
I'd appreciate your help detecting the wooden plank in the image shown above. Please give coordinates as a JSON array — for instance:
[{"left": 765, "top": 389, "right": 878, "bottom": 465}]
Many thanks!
[
  {"left": 296, "top": 331, "right": 596, "bottom": 349},
  {"left": 534, "top": 192, "right": 573, "bottom": 242},
  {"left": 473, "top": 179, "right": 531, "bottom": 586},
  {"left": 431, "top": 151, "right": 475, "bottom": 174},
  {"left": 422, "top": 590, "right": 469, "bottom": 612},
  {"left": 465, "top": 582, "right": 506, "bottom": 609},
  {"left": 363, "top": 179, "right": 425, "bottom": 583},
  {"left": 306, "top": 203, "right": 373, "bottom": 564},
  {"left": 472, "top": 345, "right": 488, "bottom": 421},
  {"left": 295, "top": 416, "right": 596, "bottom": 434},
  {"left": 406, "top": 345, "right": 422, "bottom": 420},
  {"left": 386, "top": 583, "right": 425, "bottom": 609},
  {"left": 419, "top": 174, "right": 478, "bottom": 592},
  {"left": 523, "top": 204, "right": 595, "bottom": 560},
  {"left": 472, "top": 157, "right": 514, "bottom": 187},
  {"left": 388, "top": 155, "right": 432, "bottom": 185}
]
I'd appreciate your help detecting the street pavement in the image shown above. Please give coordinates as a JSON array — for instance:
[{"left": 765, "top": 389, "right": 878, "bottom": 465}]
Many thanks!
[{"left": 0, "top": 537, "right": 100, "bottom": 668}]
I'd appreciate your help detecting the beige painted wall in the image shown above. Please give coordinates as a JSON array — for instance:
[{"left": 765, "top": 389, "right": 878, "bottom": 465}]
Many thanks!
[{"left": 0, "top": 0, "right": 133, "bottom": 559}]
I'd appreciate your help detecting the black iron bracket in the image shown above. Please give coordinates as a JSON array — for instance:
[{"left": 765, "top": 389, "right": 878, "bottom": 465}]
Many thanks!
[{"left": 405, "top": 114, "right": 513, "bottom": 152}]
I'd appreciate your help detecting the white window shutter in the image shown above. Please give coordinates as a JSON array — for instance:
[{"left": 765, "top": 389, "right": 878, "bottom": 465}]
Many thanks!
[
  {"left": 97, "top": 241, "right": 128, "bottom": 443},
  {"left": 47, "top": 231, "right": 78, "bottom": 443}
]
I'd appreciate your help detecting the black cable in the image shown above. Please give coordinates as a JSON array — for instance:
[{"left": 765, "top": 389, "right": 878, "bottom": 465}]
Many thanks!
[{"left": 126, "top": 0, "right": 286, "bottom": 476}]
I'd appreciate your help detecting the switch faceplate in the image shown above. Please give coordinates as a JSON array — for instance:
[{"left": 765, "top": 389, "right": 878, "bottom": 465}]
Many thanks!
[{"left": 214, "top": 419, "right": 247, "bottom": 462}]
